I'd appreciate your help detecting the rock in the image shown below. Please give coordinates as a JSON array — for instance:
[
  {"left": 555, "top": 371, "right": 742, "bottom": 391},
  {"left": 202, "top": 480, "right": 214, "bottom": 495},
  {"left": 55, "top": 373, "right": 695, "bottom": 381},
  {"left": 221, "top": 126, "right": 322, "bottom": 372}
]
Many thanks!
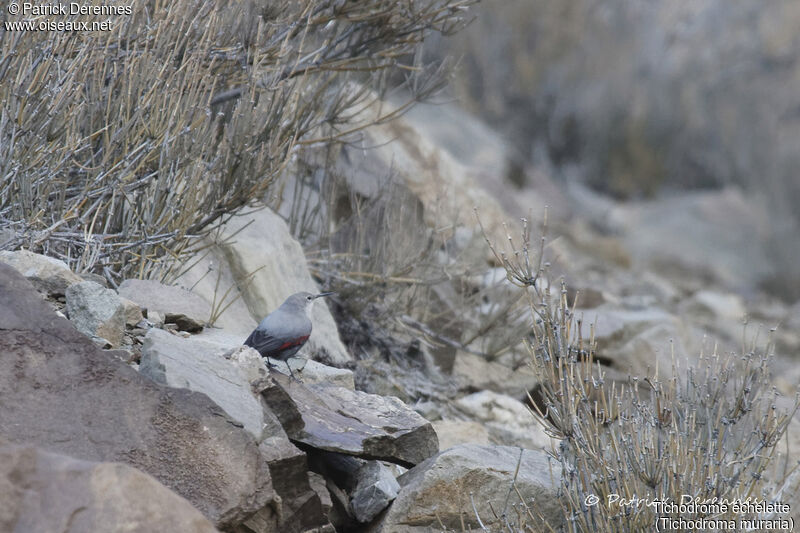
[
  {"left": 140, "top": 328, "right": 269, "bottom": 441},
  {"left": 118, "top": 279, "right": 210, "bottom": 329},
  {"left": 350, "top": 461, "right": 401, "bottom": 523},
  {"left": 0, "top": 263, "right": 278, "bottom": 531},
  {"left": 173, "top": 245, "right": 258, "bottom": 338},
  {"left": 119, "top": 296, "right": 144, "bottom": 327},
  {"left": 574, "top": 304, "right": 691, "bottom": 377},
  {"left": 261, "top": 373, "right": 438, "bottom": 467},
  {"left": 138, "top": 335, "right": 330, "bottom": 531},
  {"left": 376, "top": 444, "right": 562, "bottom": 532},
  {"left": 431, "top": 420, "right": 491, "bottom": 450},
  {"left": 0, "top": 442, "right": 219, "bottom": 533},
  {"left": 0, "top": 249, "right": 83, "bottom": 295},
  {"left": 66, "top": 280, "right": 126, "bottom": 348},
  {"left": 451, "top": 350, "right": 536, "bottom": 397},
  {"left": 169, "top": 313, "right": 205, "bottom": 333},
  {"left": 148, "top": 310, "right": 165, "bottom": 327},
  {"left": 253, "top": 438, "right": 330, "bottom": 533},
  {"left": 211, "top": 208, "right": 351, "bottom": 365},
  {"left": 271, "top": 358, "right": 355, "bottom": 389},
  {"left": 454, "top": 391, "right": 556, "bottom": 450}
]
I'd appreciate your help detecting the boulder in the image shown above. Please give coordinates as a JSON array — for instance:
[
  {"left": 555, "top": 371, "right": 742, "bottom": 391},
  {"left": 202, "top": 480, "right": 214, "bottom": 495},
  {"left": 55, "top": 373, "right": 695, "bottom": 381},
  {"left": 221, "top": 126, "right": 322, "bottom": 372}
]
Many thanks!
[
  {"left": 375, "top": 444, "right": 562, "bottom": 532},
  {"left": 0, "top": 442, "right": 219, "bottom": 533},
  {"left": 66, "top": 280, "right": 126, "bottom": 348},
  {"left": 140, "top": 328, "right": 270, "bottom": 441},
  {"left": 0, "top": 249, "right": 83, "bottom": 295},
  {"left": 118, "top": 279, "right": 211, "bottom": 330},
  {"left": 0, "top": 263, "right": 278, "bottom": 531},
  {"left": 261, "top": 373, "right": 438, "bottom": 467},
  {"left": 210, "top": 208, "right": 351, "bottom": 365}
]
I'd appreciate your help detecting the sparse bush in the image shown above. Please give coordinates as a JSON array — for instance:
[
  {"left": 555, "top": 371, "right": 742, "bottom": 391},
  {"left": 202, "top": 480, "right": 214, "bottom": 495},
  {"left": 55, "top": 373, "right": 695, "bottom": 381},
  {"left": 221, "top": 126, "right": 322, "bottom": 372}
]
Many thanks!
[
  {"left": 479, "top": 219, "right": 799, "bottom": 532},
  {"left": 0, "top": 0, "right": 475, "bottom": 284}
]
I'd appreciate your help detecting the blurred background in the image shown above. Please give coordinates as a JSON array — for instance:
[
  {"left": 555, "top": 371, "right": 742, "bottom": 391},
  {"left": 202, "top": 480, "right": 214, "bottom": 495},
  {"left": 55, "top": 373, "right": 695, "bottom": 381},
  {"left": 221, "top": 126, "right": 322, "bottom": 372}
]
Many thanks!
[{"left": 424, "top": 0, "right": 800, "bottom": 302}]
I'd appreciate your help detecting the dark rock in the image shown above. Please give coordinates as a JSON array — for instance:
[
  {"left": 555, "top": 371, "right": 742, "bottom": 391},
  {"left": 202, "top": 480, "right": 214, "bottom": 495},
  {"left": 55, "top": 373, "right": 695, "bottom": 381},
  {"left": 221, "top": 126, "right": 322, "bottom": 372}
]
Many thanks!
[
  {"left": 0, "top": 263, "right": 278, "bottom": 531},
  {"left": 262, "top": 373, "right": 439, "bottom": 467},
  {"left": 350, "top": 461, "right": 400, "bottom": 523},
  {"left": 0, "top": 442, "right": 219, "bottom": 533},
  {"left": 168, "top": 313, "right": 205, "bottom": 333}
]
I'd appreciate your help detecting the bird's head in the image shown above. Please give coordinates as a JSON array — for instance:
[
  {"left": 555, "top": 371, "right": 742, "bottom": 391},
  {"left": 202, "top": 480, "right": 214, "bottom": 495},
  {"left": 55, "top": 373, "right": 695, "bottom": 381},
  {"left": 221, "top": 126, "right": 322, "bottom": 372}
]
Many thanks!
[{"left": 286, "top": 291, "right": 334, "bottom": 315}]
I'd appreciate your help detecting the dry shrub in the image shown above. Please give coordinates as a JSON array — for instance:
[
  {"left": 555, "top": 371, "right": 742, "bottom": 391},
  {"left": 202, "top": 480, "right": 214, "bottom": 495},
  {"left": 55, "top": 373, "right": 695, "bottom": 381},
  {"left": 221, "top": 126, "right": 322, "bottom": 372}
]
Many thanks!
[
  {"left": 0, "top": 0, "right": 475, "bottom": 284},
  {"left": 480, "top": 220, "right": 799, "bottom": 532}
]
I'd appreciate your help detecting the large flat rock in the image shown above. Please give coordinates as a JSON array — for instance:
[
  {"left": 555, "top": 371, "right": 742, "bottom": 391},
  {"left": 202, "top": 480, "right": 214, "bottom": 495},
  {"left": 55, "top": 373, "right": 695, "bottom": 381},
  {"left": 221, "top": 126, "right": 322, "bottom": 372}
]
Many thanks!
[
  {"left": 0, "top": 263, "right": 277, "bottom": 531},
  {"left": 261, "top": 373, "right": 438, "bottom": 467},
  {"left": 140, "top": 329, "right": 271, "bottom": 442},
  {"left": 0, "top": 442, "right": 220, "bottom": 533}
]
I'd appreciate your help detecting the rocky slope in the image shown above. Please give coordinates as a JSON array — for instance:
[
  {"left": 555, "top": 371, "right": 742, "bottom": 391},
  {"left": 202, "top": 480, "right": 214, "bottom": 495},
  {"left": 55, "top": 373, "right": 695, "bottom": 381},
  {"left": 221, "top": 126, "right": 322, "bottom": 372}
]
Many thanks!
[{"left": 1, "top": 97, "right": 799, "bottom": 532}]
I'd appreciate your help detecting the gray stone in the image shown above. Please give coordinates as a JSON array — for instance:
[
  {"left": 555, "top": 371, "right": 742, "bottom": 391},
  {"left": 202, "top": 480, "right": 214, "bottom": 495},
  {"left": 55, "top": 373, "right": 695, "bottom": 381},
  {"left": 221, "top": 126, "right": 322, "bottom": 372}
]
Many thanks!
[
  {"left": 147, "top": 310, "right": 165, "bottom": 327},
  {"left": 0, "top": 442, "right": 219, "bottom": 533},
  {"left": 431, "top": 420, "right": 491, "bottom": 451},
  {"left": 140, "top": 328, "right": 269, "bottom": 441},
  {"left": 66, "top": 280, "right": 126, "bottom": 348},
  {"left": 172, "top": 245, "right": 258, "bottom": 338},
  {"left": 119, "top": 279, "right": 210, "bottom": 328},
  {"left": 0, "top": 263, "right": 278, "bottom": 531},
  {"left": 350, "top": 461, "right": 401, "bottom": 523},
  {"left": 573, "top": 304, "right": 692, "bottom": 377},
  {"left": 0, "top": 249, "right": 83, "bottom": 295},
  {"left": 271, "top": 358, "right": 355, "bottom": 389},
  {"left": 376, "top": 444, "right": 562, "bottom": 532},
  {"left": 262, "top": 373, "right": 439, "bottom": 467}
]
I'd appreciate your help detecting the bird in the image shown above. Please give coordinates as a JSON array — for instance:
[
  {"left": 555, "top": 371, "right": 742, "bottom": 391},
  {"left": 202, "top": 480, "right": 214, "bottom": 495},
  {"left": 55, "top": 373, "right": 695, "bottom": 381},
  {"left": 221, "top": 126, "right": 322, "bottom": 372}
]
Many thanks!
[{"left": 244, "top": 291, "right": 333, "bottom": 379}]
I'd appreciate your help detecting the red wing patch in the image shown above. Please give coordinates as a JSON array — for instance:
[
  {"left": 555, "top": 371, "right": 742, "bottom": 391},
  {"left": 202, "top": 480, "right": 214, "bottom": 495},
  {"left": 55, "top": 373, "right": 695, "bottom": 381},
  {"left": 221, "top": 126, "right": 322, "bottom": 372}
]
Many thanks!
[{"left": 278, "top": 335, "right": 310, "bottom": 351}]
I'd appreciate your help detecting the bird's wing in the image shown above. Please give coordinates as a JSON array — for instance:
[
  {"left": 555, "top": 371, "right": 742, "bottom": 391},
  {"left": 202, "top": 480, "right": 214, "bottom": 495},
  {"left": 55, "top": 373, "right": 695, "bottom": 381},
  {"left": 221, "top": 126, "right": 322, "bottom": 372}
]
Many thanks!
[{"left": 244, "top": 328, "right": 285, "bottom": 358}]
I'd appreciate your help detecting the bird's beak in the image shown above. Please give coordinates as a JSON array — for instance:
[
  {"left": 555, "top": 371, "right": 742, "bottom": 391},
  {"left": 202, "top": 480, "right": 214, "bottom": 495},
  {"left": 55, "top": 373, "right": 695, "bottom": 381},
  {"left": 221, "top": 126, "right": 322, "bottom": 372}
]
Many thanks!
[{"left": 314, "top": 291, "right": 335, "bottom": 299}]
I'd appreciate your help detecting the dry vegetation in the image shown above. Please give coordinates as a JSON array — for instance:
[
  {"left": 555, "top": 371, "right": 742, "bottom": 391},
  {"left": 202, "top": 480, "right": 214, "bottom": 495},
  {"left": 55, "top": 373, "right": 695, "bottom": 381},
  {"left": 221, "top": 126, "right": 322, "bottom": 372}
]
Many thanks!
[
  {"left": 0, "top": 0, "right": 474, "bottom": 285},
  {"left": 474, "top": 220, "right": 800, "bottom": 532}
]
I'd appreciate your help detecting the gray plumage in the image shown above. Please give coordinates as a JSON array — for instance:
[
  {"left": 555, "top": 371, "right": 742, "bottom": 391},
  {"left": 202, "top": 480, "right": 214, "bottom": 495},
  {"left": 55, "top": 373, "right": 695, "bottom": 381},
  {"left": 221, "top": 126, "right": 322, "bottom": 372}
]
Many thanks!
[{"left": 244, "top": 291, "right": 332, "bottom": 377}]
